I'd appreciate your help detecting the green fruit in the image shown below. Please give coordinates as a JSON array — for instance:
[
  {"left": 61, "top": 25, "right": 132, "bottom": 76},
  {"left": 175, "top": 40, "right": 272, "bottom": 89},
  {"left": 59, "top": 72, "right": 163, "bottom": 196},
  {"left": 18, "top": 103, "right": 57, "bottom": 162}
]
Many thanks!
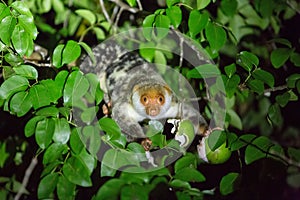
[
  {"left": 205, "top": 138, "right": 231, "bottom": 164},
  {"left": 175, "top": 119, "right": 195, "bottom": 148}
]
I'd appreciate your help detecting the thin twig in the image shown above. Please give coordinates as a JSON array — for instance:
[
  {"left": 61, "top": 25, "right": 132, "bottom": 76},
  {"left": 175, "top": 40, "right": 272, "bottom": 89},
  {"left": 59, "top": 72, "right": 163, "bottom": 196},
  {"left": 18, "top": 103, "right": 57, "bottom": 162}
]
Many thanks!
[
  {"left": 99, "top": 0, "right": 112, "bottom": 25},
  {"left": 110, "top": 0, "right": 139, "bottom": 13},
  {"left": 264, "top": 85, "right": 288, "bottom": 93},
  {"left": 14, "top": 157, "right": 38, "bottom": 200}
]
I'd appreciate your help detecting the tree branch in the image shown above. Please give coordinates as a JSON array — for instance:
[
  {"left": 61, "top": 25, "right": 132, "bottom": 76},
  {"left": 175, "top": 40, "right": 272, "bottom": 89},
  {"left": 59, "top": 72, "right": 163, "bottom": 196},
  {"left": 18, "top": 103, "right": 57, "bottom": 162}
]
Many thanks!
[{"left": 14, "top": 157, "right": 38, "bottom": 200}]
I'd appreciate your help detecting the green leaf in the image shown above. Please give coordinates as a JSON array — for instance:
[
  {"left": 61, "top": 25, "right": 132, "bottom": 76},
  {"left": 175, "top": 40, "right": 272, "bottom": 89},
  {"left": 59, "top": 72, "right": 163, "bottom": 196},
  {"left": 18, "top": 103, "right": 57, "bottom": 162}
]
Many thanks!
[
  {"left": 81, "top": 106, "right": 99, "bottom": 124},
  {"left": 93, "top": 179, "right": 125, "bottom": 200},
  {"left": 62, "top": 156, "right": 92, "bottom": 187},
  {"left": 36, "top": 106, "right": 59, "bottom": 117},
  {"left": 224, "top": 63, "right": 236, "bottom": 78},
  {"left": 207, "top": 130, "right": 226, "bottom": 151},
  {"left": 10, "top": 1, "right": 33, "bottom": 17},
  {"left": 290, "top": 52, "right": 300, "bottom": 67},
  {"left": 37, "top": 173, "right": 59, "bottom": 199},
  {"left": 275, "top": 92, "right": 290, "bottom": 107},
  {"left": 230, "top": 134, "right": 256, "bottom": 151},
  {"left": 52, "top": 44, "right": 64, "bottom": 68},
  {"left": 142, "top": 14, "right": 155, "bottom": 41},
  {"left": 121, "top": 184, "right": 149, "bottom": 200},
  {"left": 63, "top": 71, "right": 89, "bottom": 106},
  {"left": 268, "top": 104, "right": 282, "bottom": 126},
  {"left": 57, "top": 175, "right": 76, "bottom": 200},
  {"left": 174, "top": 153, "right": 197, "bottom": 173},
  {"left": 18, "top": 15, "right": 38, "bottom": 39},
  {"left": 99, "top": 117, "right": 122, "bottom": 140},
  {"left": 221, "top": 0, "right": 237, "bottom": 17},
  {"left": 0, "top": 16, "right": 16, "bottom": 44},
  {"left": 0, "top": 75, "right": 29, "bottom": 99},
  {"left": 29, "top": 84, "right": 52, "bottom": 109},
  {"left": 24, "top": 116, "right": 45, "bottom": 137},
  {"left": 10, "top": 91, "right": 32, "bottom": 117},
  {"left": 53, "top": 118, "right": 71, "bottom": 144},
  {"left": 166, "top": 6, "right": 182, "bottom": 28},
  {"left": 271, "top": 38, "right": 292, "bottom": 48},
  {"left": 126, "top": 0, "right": 136, "bottom": 7},
  {"left": 78, "top": 149, "right": 96, "bottom": 175},
  {"left": 154, "top": 15, "right": 170, "bottom": 39},
  {"left": 62, "top": 40, "right": 81, "bottom": 65},
  {"left": 219, "top": 172, "right": 239, "bottom": 195},
  {"left": 4, "top": 53, "right": 23, "bottom": 66},
  {"left": 166, "top": 0, "right": 180, "bottom": 7},
  {"left": 12, "top": 25, "right": 31, "bottom": 56},
  {"left": 227, "top": 109, "right": 242, "bottom": 130},
  {"left": 287, "top": 147, "right": 300, "bottom": 162},
  {"left": 248, "top": 79, "right": 264, "bottom": 94},
  {"left": 35, "top": 118, "right": 55, "bottom": 149},
  {"left": 237, "top": 51, "right": 259, "bottom": 72},
  {"left": 169, "top": 179, "right": 191, "bottom": 190},
  {"left": 225, "top": 74, "right": 240, "bottom": 97},
  {"left": 43, "top": 142, "right": 68, "bottom": 165},
  {"left": 187, "top": 64, "right": 221, "bottom": 79},
  {"left": 0, "top": 142, "right": 9, "bottom": 168},
  {"left": 252, "top": 69, "right": 275, "bottom": 87},
  {"left": 174, "top": 167, "right": 206, "bottom": 182},
  {"left": 0, "top": 4, "right": 10, "bottom": 22},
  {"left": 271, "top": 48, "right": 293, "bottom": 68},
  {"left": 197, "top": 0, "right": 210, "bottom": 10},
  {"left": 205, "top": 22, "right": 226, "bottom": 52},
  {"left": 82, "top": 125, "right": 101, "bottom": 156},
  {"left": 13, "top": 65, "right": 38, "bottom": 80},
  {"left": 139, "top": 42, "right": 155, "bottom": 62},
  {"left": 70, "top": 128, "right": 85, "bottom": 154},
  {"left": 75, "top": 9, "right": 96, "bottom": 25},
  {"left": 85, "top": 73, "right": 104, "bottom": 104},
  {"left": 79, "top": 42, "right": 96, "bottom": 66},
  {"left": 101, "top": 163, "right": 117, "bottom": 177},
  {"left": 188, "top": 10, "right": 208, "bottom": 37},
  {"left": 245, "top": 136, "right": 273, "bottom": 165},
  {"left": 287, "top": 74, "right": 300, "bottom": 88}
]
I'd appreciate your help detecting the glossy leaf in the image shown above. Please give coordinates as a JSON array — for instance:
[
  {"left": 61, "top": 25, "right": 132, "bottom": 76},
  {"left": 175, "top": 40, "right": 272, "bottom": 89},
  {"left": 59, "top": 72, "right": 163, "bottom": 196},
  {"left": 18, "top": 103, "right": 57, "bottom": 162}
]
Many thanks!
[
  {"left": 166, "top": 0, "right": 180, "bottom": 7},
  {"left": 78, "top": 149, "right": 96, "bottom": 175},
  {"left": 29, "top": 84, "right": 52, "bottom": 109},
  {"left": 101, "top": 163, "right": 117, "bottom": 177},
  {"left": 36, "top": 106, "right": 59, "bottom": 117},
  {"left": 224, "top": 63, "right": 236, "bottom": 78},
  {"left": 57, "top": 175, "right": 76, "bottom": 200},
  {"left": 43, "top": 142, "right": 68, "bottom": 165},
  {"left": 207, "top": 130, "right": 226, "bottom": 151},
  {"left": 245, "top": 136, "right": 273, "bottom": 165},
  {"left": 24, "top": 116, "right": 45, "bottom": 137},
  {"left": 142, "top": 14, "right": 155, "bottom": 41},
  {"left": 10, "top": 91, "right": 32, "bottom": 117},
  {"left": 286, "top": 74, "right": 300, "bottom": 88},
  {"left": 121, "top": 184, "right": 149, "bottom": 200},
  {"left": 62, "top": 156, "right": 92, "bottom": 187},
  {"left": 174, "top": 167, "right": 206, "bottom": 182},
  {"left": 82, "top": 125, "right": 101, "bottom": 156},
  {"left": 237, "top": 51, "right": 259, "bottom": 72},
  {"left": 154, "top": 15, "right": 170, "bottom": 39},
  {"left": 290, "top": 52, "right": 300, "bottom": 67},
  {"left": 248, "top": 79, "right": 264, "bottom": 94},
  {"left": 271, "top": 48, "right": 293, "bottom": 68},
  {"left": 268, "top": 104, "right": 282, "bottom": 126},
  {"left": 0, "top": 16, "right": 16, "bottom": 44},
  {"left": 75, "top": 9, "right": 96, "bottom": 25},
  {"left": 79, "top": 42, "right": 96, "bottom": 66},
  {"left": 197, "top": 0, "right": 210, "bottom": 10},
  {"left": 37, "top": 173, "right": 59, "bottom": 199},
  {"left": 18, "top": 14, "right": 38, "bottom": 39},
  {"left": 53, "top": 118, "right": 71, "bottom": 144},
  {"left": 227, "top": 109, "right": 243, "bottom": 130},
  {"left": 10, "top": 1, "right": 33, "bottom": 17},
  {"left": 93, "top": 179, "right": 125, "bottom": 200},
  {"left": 12, "top": 25, "right": 31, "bottom": 56},
  {"left": 63, "top": 71, "right": 89, "bottom": 106},
  {"left": 99, "top": 117, "right": 122, "bottom": 140},
  {"left": 219, "top": 172, "right": 239, "bottom": 195},
  {"left": 221, "top": 0, "right": 237, "bottom": 17},
  {"left": 81, "top": 106, "right": 99, "bottom": 124},
  {"left": 188, "top": 10, "right": 208, "bottom": 37},
  {"left": 0, "top": 4, "right": 10, "bottom": 21},
  {"left": 0, "top": 75, "right": 29, "bottom": 99},
  {"left": 52, "top": 44, "right": 64, "bottom": 68},
  {"left": 126, "top": 0, "right": 136, "bottom": 7},
  {"left": 187, "top": 64, "right": 220, "bottom": 79},
  {"left": 13, "top": 65, "right": 38, "bottom": 80},
  {"left": 62, "top": 40, "right": 81, "bottom": 65},
  {"left": 205, "top": 22, "right": 226, "bottom": 52},
  {"left": 174, "top": 153, "right": 197, "bottom": 173},
  {"left": 70, "top": 128, "right": 85, "bottom": 154},
  {"left": 225, "top": 74, "right": 240, "bottom": 97},
  {"left": 166, "top": 6, "right": 182, "bottom": 28},
  {"left": 35, "top": 118, "right": 55, "bottom": 149},
  {"left": 252, "top": 69, "right": 275, "bottom": 87},
  {"left": 230, "top": 134, "right": 256, "bottom": 151}
]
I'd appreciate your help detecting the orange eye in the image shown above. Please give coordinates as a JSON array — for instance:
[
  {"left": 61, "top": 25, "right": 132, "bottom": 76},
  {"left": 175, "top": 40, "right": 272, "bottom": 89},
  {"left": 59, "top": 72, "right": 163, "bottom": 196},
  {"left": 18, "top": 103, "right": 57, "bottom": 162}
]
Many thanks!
[
  {"left": 141, "top": 95, "right": 148, "bottom": 105},
  {"left": 158, "top": 96, "right": 164, "bottom": 104}
]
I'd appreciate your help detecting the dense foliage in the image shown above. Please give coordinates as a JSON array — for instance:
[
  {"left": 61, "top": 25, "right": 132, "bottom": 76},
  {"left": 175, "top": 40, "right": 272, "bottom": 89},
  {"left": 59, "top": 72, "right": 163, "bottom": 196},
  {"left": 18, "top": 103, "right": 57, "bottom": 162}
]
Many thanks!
[{"left": 0, "top": 0, "right": 300, "bottom": 199}]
